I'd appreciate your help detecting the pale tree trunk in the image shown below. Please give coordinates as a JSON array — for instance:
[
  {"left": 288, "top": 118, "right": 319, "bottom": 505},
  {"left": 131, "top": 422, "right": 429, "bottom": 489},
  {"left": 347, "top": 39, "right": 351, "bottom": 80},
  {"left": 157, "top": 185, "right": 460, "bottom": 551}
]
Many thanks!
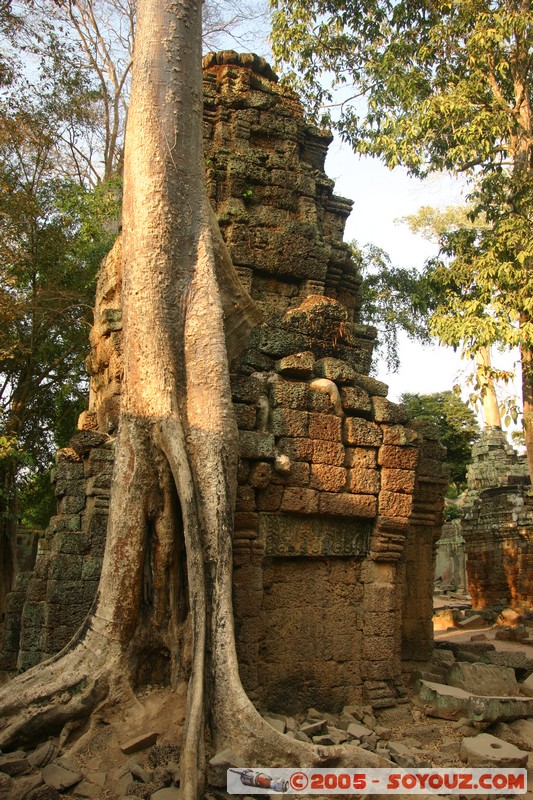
[
  {"left": 520, "top": 319, "right": 533, "bottom": 482},
  {"left": 475, "top": 346, "right": 501, "bottom": 428},
  {"left": 0, "top": 1, "right": 384, "bottom": 795}
]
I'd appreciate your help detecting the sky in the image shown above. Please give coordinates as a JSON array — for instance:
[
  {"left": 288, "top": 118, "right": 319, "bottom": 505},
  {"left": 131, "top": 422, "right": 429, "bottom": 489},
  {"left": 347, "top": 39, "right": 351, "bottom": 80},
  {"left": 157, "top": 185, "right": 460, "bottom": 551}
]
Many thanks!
[{"left": 325, "top": 142, "right": 472, "bottom": 403}]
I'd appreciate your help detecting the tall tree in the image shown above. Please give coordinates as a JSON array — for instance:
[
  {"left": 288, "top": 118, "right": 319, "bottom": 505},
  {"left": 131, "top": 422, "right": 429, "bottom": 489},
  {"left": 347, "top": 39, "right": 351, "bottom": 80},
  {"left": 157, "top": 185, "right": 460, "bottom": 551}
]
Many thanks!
[
  {"left": 401, "top": 391, "right": 480, "bottom": 491},
  {"left": 0, "top": 1, "right": 379, "bottom": 795},
  {"left": 271, "top": 0, "right": 533, "bottom": 478}
]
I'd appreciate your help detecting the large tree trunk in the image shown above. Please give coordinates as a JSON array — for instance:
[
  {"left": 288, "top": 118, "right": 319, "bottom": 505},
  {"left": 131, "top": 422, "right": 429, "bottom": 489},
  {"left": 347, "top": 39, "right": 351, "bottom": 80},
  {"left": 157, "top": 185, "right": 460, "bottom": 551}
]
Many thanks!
[
  {"left": 0, "top": 1, "right": 385, "bottom": 795},
  {"left": 475, "top": 345, "right": 502, "bottom": 429}
]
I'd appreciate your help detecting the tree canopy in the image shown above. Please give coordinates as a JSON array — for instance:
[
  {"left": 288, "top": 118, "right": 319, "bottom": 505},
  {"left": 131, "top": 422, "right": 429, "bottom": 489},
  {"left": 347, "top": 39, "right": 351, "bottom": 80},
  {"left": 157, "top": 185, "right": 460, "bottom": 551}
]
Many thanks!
[{"left": 401, "top": 391, "right": 480, "bottom": 491}]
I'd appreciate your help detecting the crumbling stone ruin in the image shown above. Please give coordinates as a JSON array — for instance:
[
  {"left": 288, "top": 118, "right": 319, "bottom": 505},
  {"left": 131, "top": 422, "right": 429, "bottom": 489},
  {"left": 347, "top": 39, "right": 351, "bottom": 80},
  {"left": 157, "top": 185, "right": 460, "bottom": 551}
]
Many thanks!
[
  {"left": 461, "top": 427, "right": 533, "bottom": 613},
  {"left": 0, "top": 52, "right": 448, "bottom": 712}
]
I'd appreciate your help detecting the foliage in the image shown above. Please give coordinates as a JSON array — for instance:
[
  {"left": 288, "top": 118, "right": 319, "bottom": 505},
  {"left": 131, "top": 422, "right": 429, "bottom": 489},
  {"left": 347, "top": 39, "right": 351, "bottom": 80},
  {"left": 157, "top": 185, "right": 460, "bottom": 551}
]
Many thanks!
[
  {"left": 0, "top": 83, "right": 119, "bottom": 525},
  {"left": 271, "top": 0, "right": 533, "bottom": 176},
  {"left": 354, "top": 241, "right": 431, "bottom": 371},
  {"left": 401, "top": 391, "right": 480, "bottom": 491}
]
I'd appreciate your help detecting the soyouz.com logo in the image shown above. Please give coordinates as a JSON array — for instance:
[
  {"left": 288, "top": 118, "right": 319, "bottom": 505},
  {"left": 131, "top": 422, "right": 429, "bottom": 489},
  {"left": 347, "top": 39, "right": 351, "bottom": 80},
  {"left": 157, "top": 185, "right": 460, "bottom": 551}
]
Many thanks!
[{"left": 227, "top": 767, "right": 527, "bottom": 794}]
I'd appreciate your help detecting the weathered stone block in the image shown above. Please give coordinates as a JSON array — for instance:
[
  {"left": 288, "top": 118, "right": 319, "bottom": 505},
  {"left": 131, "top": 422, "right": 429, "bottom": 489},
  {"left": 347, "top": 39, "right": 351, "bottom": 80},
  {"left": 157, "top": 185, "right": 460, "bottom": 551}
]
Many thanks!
[
  {"left": 81, "top": 557, "right": 103, "bottom": 581},
  {"left": 82, "top": 581, "right": 99, "bottom": 603},
  {"left": 48, "top": 514, "right": 81, "bottom": 533},
  {"left": 47, "top": 580, "right": 86, "bottom": 606},
  {"left": 236, "top": 486, "right": 256, "bottom": 511},
  {"left": 238, "top": 430, "right": 275, "bottom": 459},
  {"left": 346, "top": 467, "right": 380, "bottom": 495},
  {"left": 230, "top": 374, "right": 263, "bottom": 404},
  {"left": 379, "top": 491, "right": 413, "bottom": 518},
  {"left": 381, "top": 468, "right": 416, "bottom": 494},
  {"left": 382, "top": 425, "right": 419, "bottom": 446},
  {"left": 307, "top": 385, "right": 335, "bottom": 413},
  {"left": 362, "top": 636, "right": 395, "bottom": 662},
  {"left": 313, "top": 357, "right": 355, "bottom": 384},
  {"left": 277, "top": 436, "right": 313, "bottom": 461},
  {"left": 343, "top": 418, "right": 382, "bottom": 447},
  {"left": 352, "top": 374, "right": 388, "bottom": 397},
  {"left": 461, "top": 733, "right": 528, "bottom": 768},
  {"left": 371, "top": 397, "right": 409, "bottom": 424},
  {"left": 85, "top": 474, "right": 112, "bottom": 495},
  {"left": 258, "top": 327, "right": 311, "bottom": 357},
  {"left": 270, "top": 408, "right": 309, "bottom": 437},
  {"left": 340, "top": 386, "right": 372, "bottom": 416},
  {"left": 310, "top": 464, "right": 346, "bottom": 492},
  {"left": 50, "top": 555, "right": 83, "bottom": 581},
  {"left": 234, "top": 511, "right": 259, "bottom": 531},
  {"left": 447, "top": 662, "right": 519, "bottom": 697},
  {"left": 312, "top": 440, "right": 345, "bottom": 466},
  {"left": 54, "top": 478, "right": 86, "bottom": 499},
  {"left": 271, "top": 461, "right": 310, "bottom": 486},
  {"left": 274, "top": 352, "right": 315, "bottom": 378},
  {"left": 234, "top": 403, "right": 257, "bottom": 430},
  {"left": 248, "top": 461, "right": 272, "bottom": 488},
  {"left": 269, "top": 379, "right": 309, "bottom": 410},
  {"left": 309, "top": 413, "right": 342, "bottom": 441},
  {"left": 344, "top": 447, "right": 377, "bottom": 469},
  {"left": 378, "top": 445, "right": 418, "bottom": 470},
  {"left": 21, "top": 602, "right": 46, "bottom": 628},
  {"left": 280, "top": 487, "right": 319, "bottom": 513},
  {"left": 318, "top": 492, "right": 377, "bottom": 518},
  {"left": 256, "top": 485, "right": 283, "bottom": 511}
]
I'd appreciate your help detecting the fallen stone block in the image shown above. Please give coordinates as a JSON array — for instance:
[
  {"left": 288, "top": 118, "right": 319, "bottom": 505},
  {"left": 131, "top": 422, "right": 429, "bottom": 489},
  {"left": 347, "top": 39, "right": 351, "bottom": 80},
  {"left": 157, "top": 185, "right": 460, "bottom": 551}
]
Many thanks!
[
  {"left": 460, "top": 733, "right": 528, "bottom": 767},
  {"left": 326, "top": 726, "right": 350, "bottom": 744},
  {"left": 416, "top": 679, "right": 533, "bottom": 723},
  {"left": 119, "top": 731, "right": 159, "bottom": 754},
  {"left": 151, "top": 789, "right": 181, "bottom": 800},
  {"left": 208, "top": 749, "right": 245, "bottom": 788},
  {"left": 28, "top": 742, "right": 59, "bottom": 769},
  {"left": 313, "top": 734, "right": 338, "bottom": 746},
  {"left": 0, "top": 752, "right": 30, "bottom": 776},
  {"left": 71, "top": 780, "right": 101, "bottom": 799},
  {"left": 520, "top": 674, "right": 533, "bottom": 697},
  {"left": 24, "top": 784, "right": 61, "bottom": 800},
  {"left": 490, "top": 722, "right": 532, "bottom": 751},
  {"left": 387, "top": 741, "right": 431, "bottom": 768},
  {"left": 42, "top": 763, "right": 83, "bottom": 792},
  {"left": 510, "top": 718, "right": 533, "bottom": 748},
  {"left": 457, "top": 614, "right": 486, "bottom": 629},
  {"left": 346, "top": 723, "right": 373, "bottom": 740},
  {"left": 446, "top": 661, "right": 519, "bottom": 697},
  {"left": 299, "top": 719, "right": 327, "bottom": 736},
  {"left": 498, "top": 608, "right": 522, "bottom": 626}
]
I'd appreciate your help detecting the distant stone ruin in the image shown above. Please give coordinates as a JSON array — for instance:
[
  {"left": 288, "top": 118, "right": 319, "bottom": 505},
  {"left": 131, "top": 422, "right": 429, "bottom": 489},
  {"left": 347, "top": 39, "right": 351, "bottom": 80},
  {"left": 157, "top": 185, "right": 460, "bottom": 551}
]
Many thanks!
[
  {"left": 0, "top": 53, "right": 448, "bottom": 712},
  {"left": 462, "top": 427, "right": 533, "bottom": 612}
]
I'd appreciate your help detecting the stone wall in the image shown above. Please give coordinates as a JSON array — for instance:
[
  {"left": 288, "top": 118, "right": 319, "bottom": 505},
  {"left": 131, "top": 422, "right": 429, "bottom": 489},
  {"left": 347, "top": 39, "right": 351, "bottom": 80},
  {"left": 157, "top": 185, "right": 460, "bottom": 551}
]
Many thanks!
[
  {"left": 462, "top": 427, "right": 533, "bottom": 612},
  {"left": 1, "top": 53, "right": 448, "bottom": 710}
]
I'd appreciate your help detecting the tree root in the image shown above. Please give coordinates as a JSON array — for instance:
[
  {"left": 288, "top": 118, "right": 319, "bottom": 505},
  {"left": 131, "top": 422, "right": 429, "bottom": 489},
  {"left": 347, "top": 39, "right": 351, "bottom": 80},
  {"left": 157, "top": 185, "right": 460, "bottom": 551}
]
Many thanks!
[{"left": 0, "top": 624, "right": 121, "bottom": 749}]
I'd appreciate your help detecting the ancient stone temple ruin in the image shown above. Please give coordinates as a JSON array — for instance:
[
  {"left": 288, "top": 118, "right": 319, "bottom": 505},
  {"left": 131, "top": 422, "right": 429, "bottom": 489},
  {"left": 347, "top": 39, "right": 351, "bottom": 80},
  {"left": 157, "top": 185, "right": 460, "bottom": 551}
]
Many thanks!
[
  {"left": 1, "top": 53, "right": 448, "bottom": 712},
  {"left": 462, "top": 427, "right": 533, "bottom": 612}
]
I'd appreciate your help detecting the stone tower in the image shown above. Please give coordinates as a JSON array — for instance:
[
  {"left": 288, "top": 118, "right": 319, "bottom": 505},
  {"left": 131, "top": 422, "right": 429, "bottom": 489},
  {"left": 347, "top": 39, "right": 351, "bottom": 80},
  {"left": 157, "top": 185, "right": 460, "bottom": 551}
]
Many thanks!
[{"left": 1, "top": 53, "right": 448, "bottom": 712}]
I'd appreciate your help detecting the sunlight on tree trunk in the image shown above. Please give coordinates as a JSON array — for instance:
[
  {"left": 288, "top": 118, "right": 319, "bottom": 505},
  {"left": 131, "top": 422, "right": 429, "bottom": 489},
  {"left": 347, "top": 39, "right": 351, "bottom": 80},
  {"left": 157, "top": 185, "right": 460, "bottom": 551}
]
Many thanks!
[{"left": 475, "top": 347, "right": 502, "bottom": 429}]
